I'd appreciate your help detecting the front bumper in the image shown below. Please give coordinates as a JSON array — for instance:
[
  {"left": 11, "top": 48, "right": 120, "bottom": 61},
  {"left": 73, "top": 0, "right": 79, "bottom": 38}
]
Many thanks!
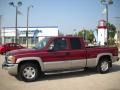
[{"left": 2, "top": 62, "right": 18, "bottom": 75}]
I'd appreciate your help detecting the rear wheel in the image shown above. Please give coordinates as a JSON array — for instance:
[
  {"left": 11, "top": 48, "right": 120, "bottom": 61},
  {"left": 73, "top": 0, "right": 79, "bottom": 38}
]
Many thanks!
[
  {"left": 18, "top": 63, "right": 41, "bottom": 82},
  {"left": 96, "top": 58, "right": 111, "bottom": 74}
]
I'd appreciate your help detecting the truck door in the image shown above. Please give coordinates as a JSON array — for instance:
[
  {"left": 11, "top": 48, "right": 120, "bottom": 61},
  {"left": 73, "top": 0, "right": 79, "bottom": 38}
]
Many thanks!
[
  {"left": 69, "top": 38, "right": 86, "bottom": 69},
  {"left": 43, "top": 37, "right": 71, "bottom": 71}
]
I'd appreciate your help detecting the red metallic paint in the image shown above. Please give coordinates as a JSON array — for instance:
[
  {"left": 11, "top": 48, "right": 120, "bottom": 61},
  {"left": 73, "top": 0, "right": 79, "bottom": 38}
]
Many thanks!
[
  {"left": 0, "top": 43, "right": 25, "bottom": 54},
  {"left": 8, "top": 36, "right": 118, "bottom": 63}
]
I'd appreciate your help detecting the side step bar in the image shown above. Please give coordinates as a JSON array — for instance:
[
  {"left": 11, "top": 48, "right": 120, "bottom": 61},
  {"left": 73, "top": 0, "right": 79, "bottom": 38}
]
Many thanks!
[{"left": 44, "top": 68, "right": 84, "bottom": 75}]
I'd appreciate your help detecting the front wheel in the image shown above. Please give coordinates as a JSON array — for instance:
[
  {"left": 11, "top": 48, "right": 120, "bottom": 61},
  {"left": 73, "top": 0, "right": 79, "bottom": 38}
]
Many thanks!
[
  {"left": 18, "top": 63, "right": 41, "bottom": 82},
  {"left": 96, "top": 58, "right": 110, "bottom": 74}
]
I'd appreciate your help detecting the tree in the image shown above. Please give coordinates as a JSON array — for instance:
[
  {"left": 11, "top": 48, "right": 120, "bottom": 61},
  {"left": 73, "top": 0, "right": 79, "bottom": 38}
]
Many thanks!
[
  {"left": 107, "top": 23, "right": 116, "bottom": 45},
  {"left": 78, "top": 29, "right": 94, "bottom": 43},
  {"left": 107, "top": 23, "right": 116, "bottom": 39}
]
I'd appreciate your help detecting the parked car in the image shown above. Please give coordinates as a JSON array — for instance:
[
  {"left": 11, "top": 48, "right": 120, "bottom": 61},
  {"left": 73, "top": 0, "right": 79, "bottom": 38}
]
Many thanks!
[
  {"left": 0, "top": 43, "right": 25, "bottom": 54},
  {"left": 2, "top": 36, "right": 119, "bottom": 82}
]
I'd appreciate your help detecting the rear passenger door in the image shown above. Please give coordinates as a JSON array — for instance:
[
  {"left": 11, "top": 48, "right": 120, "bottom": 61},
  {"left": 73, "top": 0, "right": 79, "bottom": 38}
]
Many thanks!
[{"left": 69, "top": 38, "right": 86, "bottom": 68}]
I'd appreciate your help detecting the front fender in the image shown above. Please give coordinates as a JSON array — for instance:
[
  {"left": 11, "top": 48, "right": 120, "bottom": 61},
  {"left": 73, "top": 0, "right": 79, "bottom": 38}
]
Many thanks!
[{"left": 16, "top": 57, "right": 44, "bottom": 71}]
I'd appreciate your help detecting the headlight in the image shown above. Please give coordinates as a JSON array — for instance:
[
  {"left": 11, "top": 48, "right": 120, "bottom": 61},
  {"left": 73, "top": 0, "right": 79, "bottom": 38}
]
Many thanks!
[{"left": 7, "top": 56, "right": 16, "bottom": 63}]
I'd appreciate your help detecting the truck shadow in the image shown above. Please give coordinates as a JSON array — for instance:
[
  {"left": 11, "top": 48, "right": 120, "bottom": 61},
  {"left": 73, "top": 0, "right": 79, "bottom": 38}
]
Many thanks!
[
  {"left": 110, "top": 64, "right": 120, "bottom": 73},
  {"left": 39, "top": 64, "right": 120, "bottom": 81},
  {"left": 14, "top": 64, "right": 120, "bottom": 82}
]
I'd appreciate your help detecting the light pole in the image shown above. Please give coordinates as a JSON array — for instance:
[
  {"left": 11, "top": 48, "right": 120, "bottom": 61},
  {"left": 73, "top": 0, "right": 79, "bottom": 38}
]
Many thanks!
[
  {"left": 114, "top": 17, "right": 120, "bottom": 44},
  {"left": 100, "top": 0, "right": 113, "bottom": 44},
  {"left": 0, "top": 15, "right": 2, "bottom": 44},
  {"left": 101, "top": 0, "right": 113, "bottom": 24},
  {"left": 73, "top": 29, "right": 77, "bottom": 36},
  {"left": 9, "top": 1, "right": 22, "bottom": 44},
  {"left": 26, "top": 5, "right": 33, "bottom": 48}
]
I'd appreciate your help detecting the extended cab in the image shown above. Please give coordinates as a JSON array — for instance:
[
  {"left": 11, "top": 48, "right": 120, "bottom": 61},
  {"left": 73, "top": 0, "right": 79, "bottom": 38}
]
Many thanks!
[{"left": 2, "top": 36, "right": 119, "bottom": 82}]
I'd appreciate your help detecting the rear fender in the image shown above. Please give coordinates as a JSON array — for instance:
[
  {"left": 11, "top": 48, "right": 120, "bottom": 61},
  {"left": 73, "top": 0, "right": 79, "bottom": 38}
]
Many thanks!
[{"left": 96, "top": 53, "right": 112, "bottom": 65}]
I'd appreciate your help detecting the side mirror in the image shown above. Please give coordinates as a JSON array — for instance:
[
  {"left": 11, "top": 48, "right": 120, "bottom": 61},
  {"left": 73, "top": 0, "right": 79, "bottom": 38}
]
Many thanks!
[
  {"left": 49, "top": 46, "right": 54, "bottom": 50},
  {"left": 48, "top": 44, "right": 54, "bottom": 51}
]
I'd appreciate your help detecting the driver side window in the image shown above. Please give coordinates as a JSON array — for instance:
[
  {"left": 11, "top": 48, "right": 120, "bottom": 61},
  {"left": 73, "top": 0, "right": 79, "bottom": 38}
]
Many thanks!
[{"left": 49, "top": 38, "right": 67, "bottom": 51}]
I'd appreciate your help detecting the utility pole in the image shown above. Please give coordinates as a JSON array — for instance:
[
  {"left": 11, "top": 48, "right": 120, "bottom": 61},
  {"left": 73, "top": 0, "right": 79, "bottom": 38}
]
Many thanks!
[
  {"left": 100, "top": 0, "right": 113, "bottom": 44},
  {"left": 9, "top": 1, "right": 22, "bottom": 44},
  {"left": 115, "top": 17, "right": 120, "bottom": 44},
  {"left": 15, "top": 6, "right": 18, "bottom": 43},
  {"left": 101, "top": 0, "right": 113, "bottom": 24},
  {"left": 0, "top": 15, "right": 2, "bottom": 44},
  {"left": 26, "top": 5, "right": 33, "bottom": 47}
]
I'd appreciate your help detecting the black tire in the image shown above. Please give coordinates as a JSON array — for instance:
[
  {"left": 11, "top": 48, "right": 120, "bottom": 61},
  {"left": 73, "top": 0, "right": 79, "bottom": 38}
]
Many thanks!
[
  {"left": 18, "top": 63, "right": 41, "bottom": 82},
  {"left": 96, "top": 58, "right": 110, "bottom": 74}
]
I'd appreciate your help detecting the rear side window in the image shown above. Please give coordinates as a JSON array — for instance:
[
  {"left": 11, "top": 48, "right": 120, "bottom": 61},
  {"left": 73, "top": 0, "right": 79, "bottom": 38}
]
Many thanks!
[{"left": 70, "top": 38, "right": 81, "bottom": 49}]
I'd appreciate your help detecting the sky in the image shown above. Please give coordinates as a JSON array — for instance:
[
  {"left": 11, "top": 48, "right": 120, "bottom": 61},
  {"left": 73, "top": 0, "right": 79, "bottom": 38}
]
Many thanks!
[{"left": 0, "top": 0, "right": 120, "bottom": 34}]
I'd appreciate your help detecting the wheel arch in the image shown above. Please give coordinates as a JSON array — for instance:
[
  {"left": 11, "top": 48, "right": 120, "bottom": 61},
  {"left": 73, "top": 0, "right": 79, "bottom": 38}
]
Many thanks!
[
  {"left": 16, "top": 57, "right": 44, "bottom": 72},
  {"left": 96, "top": 53, "right": 112, "bottom": 67}
]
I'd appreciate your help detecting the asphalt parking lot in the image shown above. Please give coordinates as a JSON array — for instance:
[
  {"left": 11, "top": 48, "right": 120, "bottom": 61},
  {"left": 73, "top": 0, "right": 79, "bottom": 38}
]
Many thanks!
[{"left": 0, "top": 55, "right": 120, "bottom": 90}]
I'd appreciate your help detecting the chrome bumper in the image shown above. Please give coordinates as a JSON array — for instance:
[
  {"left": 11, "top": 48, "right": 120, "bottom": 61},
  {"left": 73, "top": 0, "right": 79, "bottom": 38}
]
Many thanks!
[{"left": 2, "top": 62, "right": 18, "bottom": 75}]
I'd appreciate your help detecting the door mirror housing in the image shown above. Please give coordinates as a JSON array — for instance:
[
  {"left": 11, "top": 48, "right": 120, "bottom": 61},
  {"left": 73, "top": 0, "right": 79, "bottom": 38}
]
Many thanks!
[{"left": 48, "top": 44, "right": 54, "bottom": 51}]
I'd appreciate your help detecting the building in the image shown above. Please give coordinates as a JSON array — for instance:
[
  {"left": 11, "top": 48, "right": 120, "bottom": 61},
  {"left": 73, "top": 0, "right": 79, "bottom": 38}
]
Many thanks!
[
  {"left": 1, "top": 26, "right": 59, "bottom": 46},
  {"left": 97, "top": 20, "right": 107, "bottom": 45}
]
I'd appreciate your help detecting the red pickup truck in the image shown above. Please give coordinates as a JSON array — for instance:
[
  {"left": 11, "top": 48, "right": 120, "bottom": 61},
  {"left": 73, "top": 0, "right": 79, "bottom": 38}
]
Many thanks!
[{"left": 2, "top": 36, "right": 119, "bottom": 82}]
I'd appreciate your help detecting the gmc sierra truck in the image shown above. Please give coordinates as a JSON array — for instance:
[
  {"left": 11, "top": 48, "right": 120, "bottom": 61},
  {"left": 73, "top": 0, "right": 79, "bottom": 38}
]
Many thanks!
[{"left": 2, "top": 36, "right": 119, "bottom": 82}]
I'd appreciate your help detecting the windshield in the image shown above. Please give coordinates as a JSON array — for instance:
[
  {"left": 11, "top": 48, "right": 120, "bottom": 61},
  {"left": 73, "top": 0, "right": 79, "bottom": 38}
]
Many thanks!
[{"left": 33, "top": 37, "right": 50, "bottom": 49}]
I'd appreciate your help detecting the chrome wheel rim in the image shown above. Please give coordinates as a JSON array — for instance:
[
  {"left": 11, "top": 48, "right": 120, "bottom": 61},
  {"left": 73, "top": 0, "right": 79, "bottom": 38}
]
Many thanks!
[
  {"left": 23, "top": 67, "right": 36, "bottom": 79},
  {"left": 101, "top": 61, "right": 109, "bottom": 71}
]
